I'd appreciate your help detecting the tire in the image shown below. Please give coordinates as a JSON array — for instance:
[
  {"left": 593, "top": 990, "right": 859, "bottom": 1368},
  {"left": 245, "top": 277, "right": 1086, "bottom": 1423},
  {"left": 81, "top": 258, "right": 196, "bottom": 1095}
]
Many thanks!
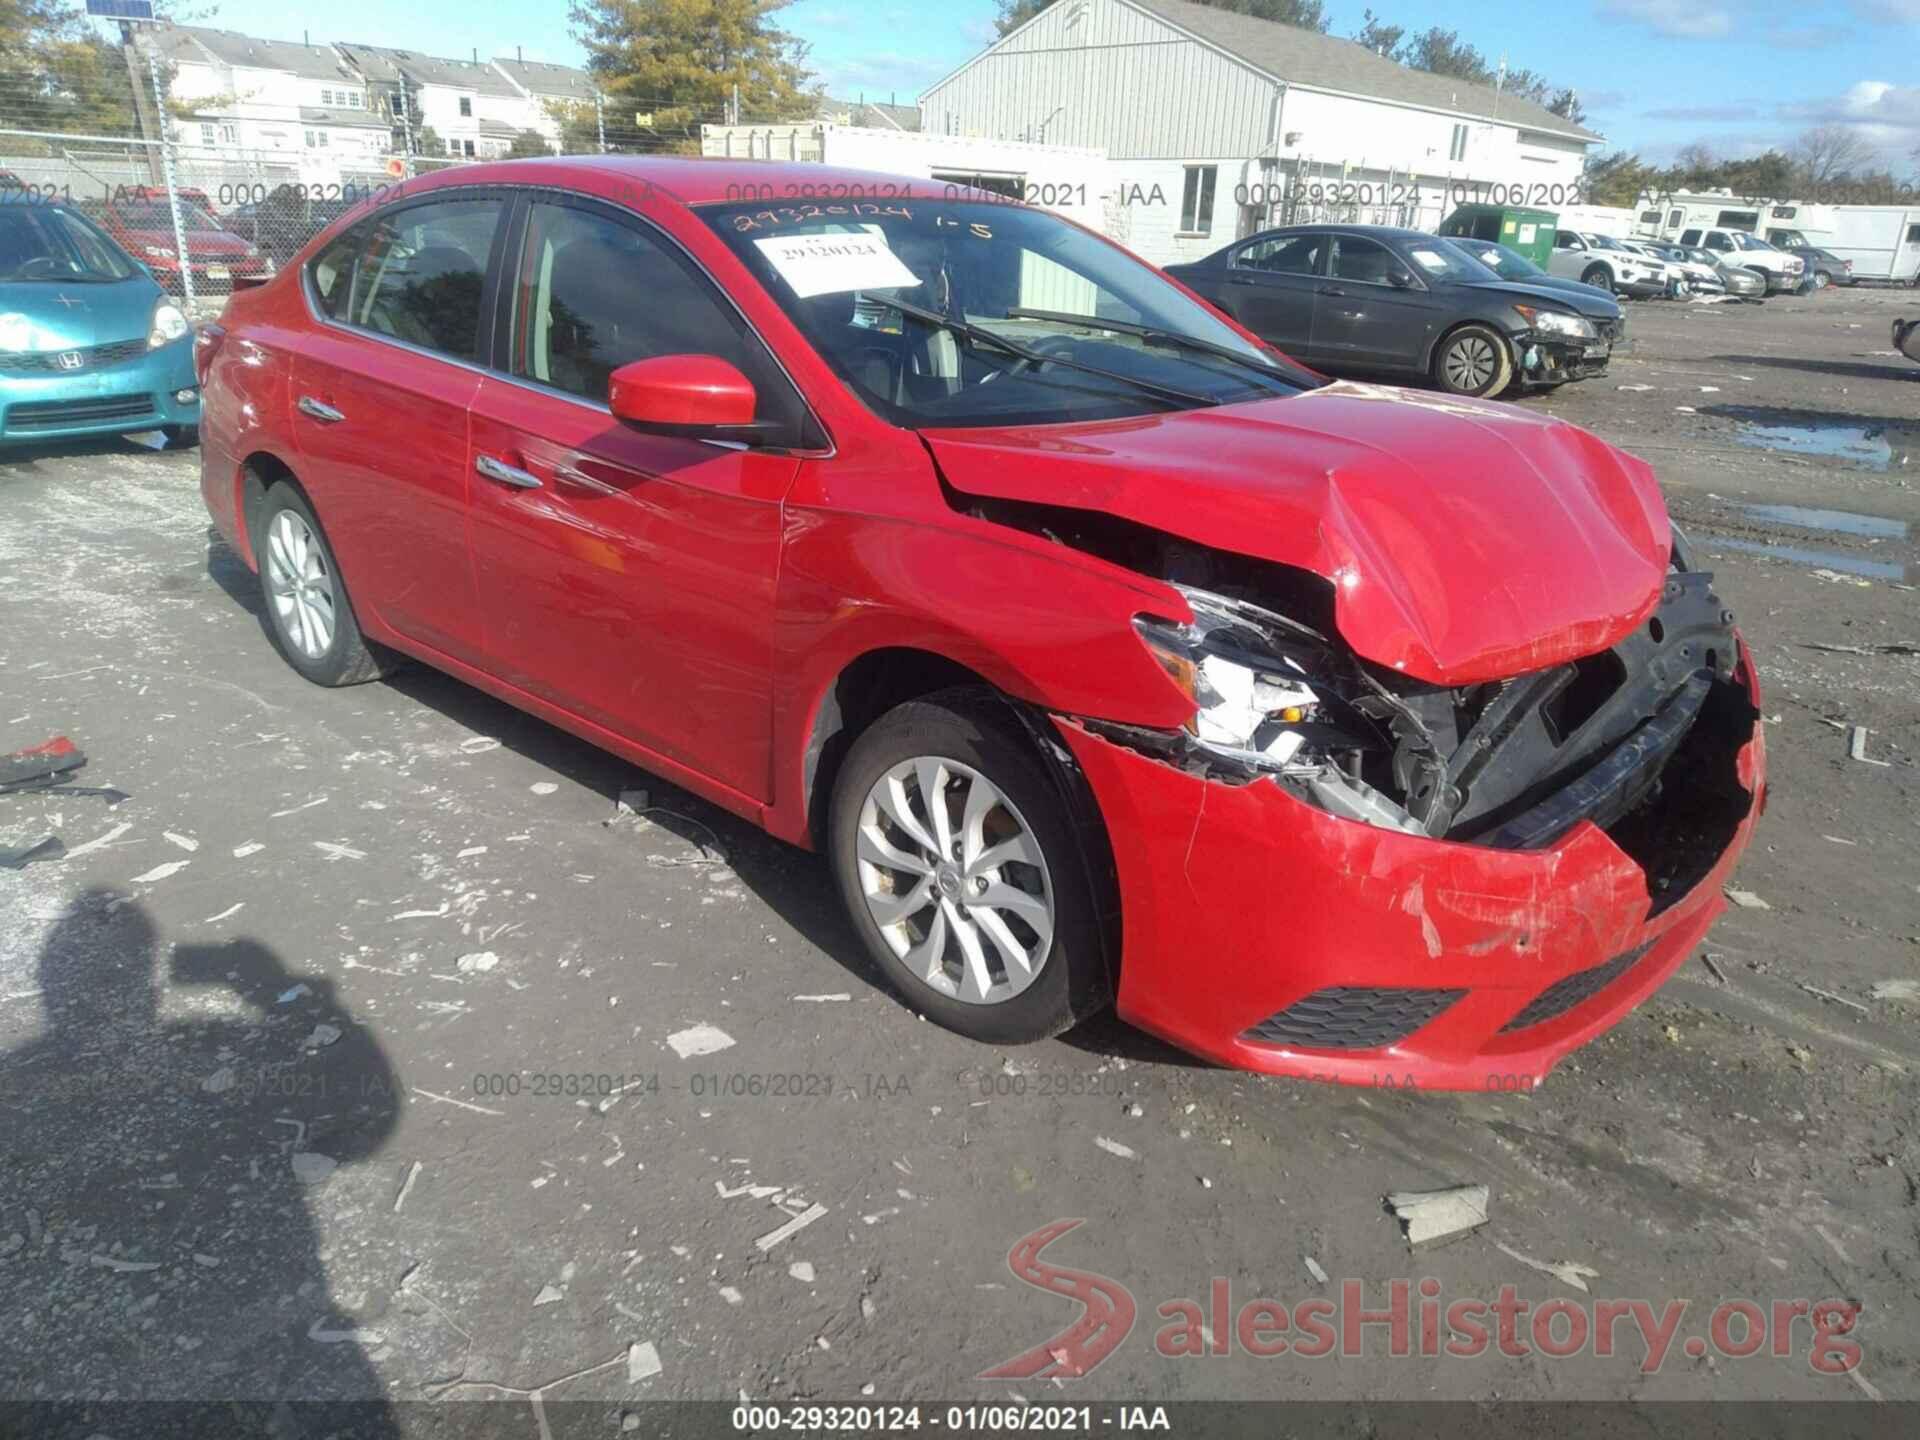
[
  {"left": 251, "top": 483, "right": 396, "bottom": 687},
  {"left": 1581, "top": 263, "right": 1614, "bottom": 294},
  {"left": 162, "top": 424, "right": 199, "bottom": 449},
  {"left": 828, "top": 688, "right": 1110, "bottom": 1044},
  {"left": 1432, "top": 323, "right": 1514, "bottom": 398},
  {"left": 1814, "top": 270, "right": 1831, "bottom": 290}
]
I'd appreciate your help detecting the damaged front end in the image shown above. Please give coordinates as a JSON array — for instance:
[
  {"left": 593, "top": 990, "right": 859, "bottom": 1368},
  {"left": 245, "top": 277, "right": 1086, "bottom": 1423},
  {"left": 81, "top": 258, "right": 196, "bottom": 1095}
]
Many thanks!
[{"left": 1092, "top": 535, "right": 1757, "bottom": 908}]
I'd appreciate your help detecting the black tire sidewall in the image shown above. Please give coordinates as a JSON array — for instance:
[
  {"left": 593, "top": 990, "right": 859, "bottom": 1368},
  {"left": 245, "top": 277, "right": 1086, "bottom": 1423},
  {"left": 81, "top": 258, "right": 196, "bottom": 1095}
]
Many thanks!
[
  {"left": 828, "top": 692, "right": 1108, "bottom": 1045},
  {"left": 252, "top": 486, "right": 367, "bottom": 686}
]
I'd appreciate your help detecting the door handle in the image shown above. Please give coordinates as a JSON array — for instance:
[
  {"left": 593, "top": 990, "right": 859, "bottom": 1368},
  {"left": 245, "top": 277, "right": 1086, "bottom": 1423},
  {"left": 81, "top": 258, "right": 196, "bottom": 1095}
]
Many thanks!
[
  {"left": 1322, "top": 286, "right": 1347, "bottom": 297},
  {"left": 475, "top": 453, "right": 542, "bottom": 490},
  {"left": 296, "top": 395, "right": 344, "bottom": 423}
]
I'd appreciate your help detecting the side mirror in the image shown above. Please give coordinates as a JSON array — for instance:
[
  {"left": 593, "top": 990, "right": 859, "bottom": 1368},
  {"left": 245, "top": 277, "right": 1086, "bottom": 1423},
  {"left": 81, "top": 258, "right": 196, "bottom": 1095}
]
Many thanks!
[
  {"left": 608, "top": 355, "right": 758, "bottom": 434},
  {"left": 1387, "top": 267, "right": 1414, "bottom": 289}
]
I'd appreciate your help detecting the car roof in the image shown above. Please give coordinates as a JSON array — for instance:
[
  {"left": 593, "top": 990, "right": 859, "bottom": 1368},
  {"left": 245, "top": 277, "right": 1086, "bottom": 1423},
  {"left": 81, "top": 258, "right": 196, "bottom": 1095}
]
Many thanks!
[
  {"left": 1248, "top": 222, "right": 1431, "bottom": 242},
  {"left": 385, "top": 155, "right": 1003, "bottom": 208}
]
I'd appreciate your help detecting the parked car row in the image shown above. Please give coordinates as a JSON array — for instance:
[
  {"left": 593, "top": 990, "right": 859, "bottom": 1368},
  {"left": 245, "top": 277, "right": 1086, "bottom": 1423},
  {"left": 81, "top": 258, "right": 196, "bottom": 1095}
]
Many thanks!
[{"left": 185, "top": 157, "right": 1765, "bottom": 1087}]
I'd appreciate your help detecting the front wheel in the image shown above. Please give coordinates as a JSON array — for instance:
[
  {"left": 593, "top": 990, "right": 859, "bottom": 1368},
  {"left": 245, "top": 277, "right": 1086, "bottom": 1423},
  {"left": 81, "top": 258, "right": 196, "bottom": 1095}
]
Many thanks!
[
  {"left": 1433, "top": 324, "right": 1514, "bottom": 398},
  {"left": 1813, "top": 271, "right": 1831, "bottom": 290},
  {"left": 162, "top": 424, "right": 198, "bottom": 449},
  {"left": 829, "top": 690, "right": 1110, "bottom": 1044},
  {"left": 1580, "top": 263, "right": 1615, "bottom": 294}
]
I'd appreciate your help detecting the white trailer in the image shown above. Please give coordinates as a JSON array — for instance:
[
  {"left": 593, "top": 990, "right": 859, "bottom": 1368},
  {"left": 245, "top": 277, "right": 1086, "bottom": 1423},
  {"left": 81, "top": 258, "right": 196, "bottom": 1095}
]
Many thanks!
[
  {"left": 1636, "top": 194, "right": 1920, "bottom": 283},
  {"left": 1758, "top": 203, "right": 1920, "bottom": 284},
  {"left": 1550, "top": 203, "right": 1638, "bottom": 239}
]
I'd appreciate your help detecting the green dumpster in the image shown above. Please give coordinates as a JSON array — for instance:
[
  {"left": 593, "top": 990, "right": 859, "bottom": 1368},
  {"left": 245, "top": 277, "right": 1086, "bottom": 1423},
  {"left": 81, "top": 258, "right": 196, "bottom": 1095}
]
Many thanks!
[{"left": 1437, "top": 204, "right": 1558, "bottom": 268}]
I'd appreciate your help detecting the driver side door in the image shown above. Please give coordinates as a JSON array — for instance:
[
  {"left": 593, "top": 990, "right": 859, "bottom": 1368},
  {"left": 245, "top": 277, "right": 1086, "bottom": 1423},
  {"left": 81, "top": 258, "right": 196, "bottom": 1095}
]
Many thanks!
[{"left": 1309, "top": 235, "right": 1437, "bottom": 371}]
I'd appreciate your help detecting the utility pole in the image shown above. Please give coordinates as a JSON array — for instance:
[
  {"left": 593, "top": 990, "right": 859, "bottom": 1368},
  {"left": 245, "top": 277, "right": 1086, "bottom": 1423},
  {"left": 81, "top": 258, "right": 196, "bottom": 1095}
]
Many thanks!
[
  {"left": 143, "top": 36, "right": 195, "bottom": 310},
  {"left": 120, "top": 19, "right": 167, "bottom": 185},
  {"left": 595, "top": 91, "right": 606, "bottom": 152}
]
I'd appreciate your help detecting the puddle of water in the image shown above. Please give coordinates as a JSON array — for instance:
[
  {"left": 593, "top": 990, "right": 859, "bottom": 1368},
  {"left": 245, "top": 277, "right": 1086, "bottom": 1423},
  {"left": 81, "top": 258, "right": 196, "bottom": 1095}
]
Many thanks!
[
  {"left": 1703, "top": 535, "right": 1908, "bottom": 581},
  {"left": 1739, "top": 503, "right": 1909, "bottom": 540},
  {"left": 1731, "top": 422, "right": 1893, "bottom": 468}
]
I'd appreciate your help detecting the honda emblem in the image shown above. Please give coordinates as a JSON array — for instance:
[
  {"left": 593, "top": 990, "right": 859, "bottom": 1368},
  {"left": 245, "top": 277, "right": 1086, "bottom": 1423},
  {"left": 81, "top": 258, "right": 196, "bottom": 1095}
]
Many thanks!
[{"left": 54, "top": 350, "right": 84, "bottom": 371}]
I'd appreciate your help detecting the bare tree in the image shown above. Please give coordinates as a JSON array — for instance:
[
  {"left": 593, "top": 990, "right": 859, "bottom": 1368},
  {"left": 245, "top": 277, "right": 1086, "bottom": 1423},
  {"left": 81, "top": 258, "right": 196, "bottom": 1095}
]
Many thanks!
[{"left": 1791, "top": 124, "right": 1876, "bottom": 190}]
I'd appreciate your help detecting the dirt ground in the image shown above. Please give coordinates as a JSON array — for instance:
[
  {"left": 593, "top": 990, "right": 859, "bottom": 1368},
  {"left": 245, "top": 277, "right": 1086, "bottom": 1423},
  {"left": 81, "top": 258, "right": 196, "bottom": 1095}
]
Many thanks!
[{"left": 0, "top": 281, "right": 1915, "bottom": 1427}]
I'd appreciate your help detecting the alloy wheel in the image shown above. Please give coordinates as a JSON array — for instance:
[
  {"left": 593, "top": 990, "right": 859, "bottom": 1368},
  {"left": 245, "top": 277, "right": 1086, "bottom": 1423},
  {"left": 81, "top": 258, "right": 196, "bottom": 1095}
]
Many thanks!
[
  {"left": 1443, "top": 335, "right": 1497, "bottom": 392},
  {"left": 264, "top": 509, "right": 337, "bottom": 661},
  {"left": 854, "top": 756, "right": 1055, "bottom": 1006}
]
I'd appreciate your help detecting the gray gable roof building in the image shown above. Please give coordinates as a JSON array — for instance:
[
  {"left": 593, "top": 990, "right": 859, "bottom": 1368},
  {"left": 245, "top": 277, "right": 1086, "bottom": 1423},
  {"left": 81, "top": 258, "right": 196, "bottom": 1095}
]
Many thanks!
[
  {"left": 1131, "top": 0, "right": 1598, "bottom": 140},
  {"left": 492, "top": 56, "right": 599, "bottom": 104},
  {"left": 335, "top": 43, "right": 521, "bottom": 99},
  {"left": 153, "top": 25, "right": 359, "bottom": 86}
]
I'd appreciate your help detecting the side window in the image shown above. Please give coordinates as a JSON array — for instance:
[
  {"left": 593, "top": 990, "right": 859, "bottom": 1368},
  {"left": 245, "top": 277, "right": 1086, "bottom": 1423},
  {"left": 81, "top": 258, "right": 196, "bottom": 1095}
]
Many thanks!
[
  {"left": 1179, "top": 165, "right": 1217, "bottom": 235},
  {"left": 1907, "top": 224, "right": 1920, "bottom": 244},
  {"left": 1329, "top": 236, "right": 1396, "bottom": 284},
  {"left": 507, "top": 198, "right": 798, "bottom": 429},
  {"left": 1678, "top": 229, "right": 1701, "bottom": 246},
  {"left": 309, "top": 220, "right": 368, "bottom": 320},
  {"left": 1554, "top": 230, "right": 1581, "bottom": 249},
  {"left": 353, "top": 198, "right": 504, "bottom": 359},
  {"left": 1232, "top": 234, "right": 1319, "bottom": 274}
]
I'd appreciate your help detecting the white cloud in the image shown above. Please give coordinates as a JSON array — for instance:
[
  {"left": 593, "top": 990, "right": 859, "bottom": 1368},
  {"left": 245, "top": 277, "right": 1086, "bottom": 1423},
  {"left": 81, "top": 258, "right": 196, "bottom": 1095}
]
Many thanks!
[{"left": 1597, "top": 0, "right": 1734, "bottom": 39}]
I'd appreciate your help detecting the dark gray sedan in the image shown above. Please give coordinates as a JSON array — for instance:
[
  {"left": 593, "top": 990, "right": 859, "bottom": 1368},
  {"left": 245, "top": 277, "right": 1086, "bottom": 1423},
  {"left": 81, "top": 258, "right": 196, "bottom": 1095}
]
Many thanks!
[{"left": 1165, "top": 224, "right": 1622, "bottom": 398}]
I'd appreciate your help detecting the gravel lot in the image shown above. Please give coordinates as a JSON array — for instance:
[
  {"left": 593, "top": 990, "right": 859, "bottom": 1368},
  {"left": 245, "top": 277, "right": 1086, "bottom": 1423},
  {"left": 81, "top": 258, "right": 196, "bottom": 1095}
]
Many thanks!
[{"left": 1, "top": 284, "right": 1915, "bottom": 1421}]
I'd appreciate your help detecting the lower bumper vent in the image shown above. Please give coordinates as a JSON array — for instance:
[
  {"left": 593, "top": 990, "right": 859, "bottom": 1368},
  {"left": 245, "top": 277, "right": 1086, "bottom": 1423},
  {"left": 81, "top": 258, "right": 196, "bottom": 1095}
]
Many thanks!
[
  {"left": 1500, "top": 941, "right": 1656, "bottom": 1033},
  {"left": 1244, "top": 986, "right": 1466, "bottom": 1051}
]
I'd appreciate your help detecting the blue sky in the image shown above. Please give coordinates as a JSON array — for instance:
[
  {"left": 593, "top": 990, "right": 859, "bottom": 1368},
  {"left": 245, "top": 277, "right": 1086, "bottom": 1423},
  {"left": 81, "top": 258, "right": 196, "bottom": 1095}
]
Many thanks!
[{"left": 145, "top": 0, "right": 1920, "bottom": 169}]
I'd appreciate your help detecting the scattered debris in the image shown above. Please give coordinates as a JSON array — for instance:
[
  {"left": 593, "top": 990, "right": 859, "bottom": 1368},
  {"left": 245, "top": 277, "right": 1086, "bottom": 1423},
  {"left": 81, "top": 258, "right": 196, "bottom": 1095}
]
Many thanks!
[
  {"left": 455, "top": 951, "right": 499, "bottom": 974},
  {"left": 1494, "top": 1240, "right": 1600, "bottom": 1293},
  {"left": 1725, "top": 888, "right": 1771, "bottom": 910},
  {"left": 533, "top": 1284, "right": 564, "bottom": 1307},
  {"left": 1615, "top": 384, "right": 1653, "bottom": 392},
  {"left": 303, "top": 1023, "right": 343, "bottom": 1048},
  {"left": 716, "top": 1180, "right": 782, "bottom": 1200},
  {"left": 312, "top": 841, "right": 368, "bottom": 861},
  {"left": 459, "top": 737, "right": 501, "bottom": 755},
  {"left": 270, "top": 796, "right": 328, "bottom": 818},
  {"left": 203, "top": 902, "right": 245, "bottom": 923},
  {"left": 232, "top": 841, "right": 265, "bottom": 858},
  {"left": 0, "top": 735, "right": 85, "bottom": 793},
  {"left": 1799, "top": 984, "right": 1870, "bottom": 1014},
  {"left": 530, "top": 782, "right": 558, "bottom": 795},
  {"left": 1094, "top": 1136, "right": 1137, "bottom": 1160},
  {"left": 626, "top": 1341, "right": 662, "bottom": 1383},
  {"left": 1304, "top": 1256, "right": 1328, "bottom": 1285},
  {"left": 1386, "top": 1184, "right": 1490, "bottom": 1249},
  {"left": 201, "top": 1066, "right": 236, "bottom": 1094},
  {"left": 667, "top": 1023, "right": 736, "bottom": 1059},
  {"left": 719, "top": 1286, "right": 743, "bottom": 1305},
  {"left": 1700, "top": 954, "right": 1730, "bottom": 985},
  {"left": 755, "top": 1202, "right": 828, "bottom": 1251},
  {"left": 793, "top": 993, "right": 851, "bottom": 1003},
  {"left": 1848, "top": 726, "right": 1892, "bottom": 767},
  {"left": 394, "top": 1161, "right": 423, "bottom": 1213},
  {"left": 788, "top": 1261, "right": 815, "bottom": 1283},
  {"left": 0, "top": 836, "right": 63, "bottom": 870},
  {"left": 291, "top": 1153, "right": 337, "bottom": 1185},
  {"left": 130, "top": 859, "right": 190, "bottom": 884},
  {"left": 1870, "top": 979, "right": 1920, "bottom": 1002},
  {"left": 1814, "top": 1224, "right": 1853, "bottom": 1266},
  {"left": 308, "top": 1317, "right": 385, "bottom": 1345},
  {"left": 1805, "top": 640, "right": 1920, "bottom": 657},
  {"left": 63, "top": 821, "right": 133, "bottom": 859},
  {"left": 162, "top": 831, "right": 199, "bottom": 852},
  {"left": 393, "top": 902, "right": 452, "bottom": 920},
  {"left": 1788, "top": 1045, "right": 1814, "bottom": 1068},
  {"left": 278, "top": 984, "right": 311, "bottom": 1004},
  {"left": 88, "top": 1253, "right": 161, "bottom": 1273},
  {"left": 413, "top": 1088, "right": 503, "bottom": 1117}
]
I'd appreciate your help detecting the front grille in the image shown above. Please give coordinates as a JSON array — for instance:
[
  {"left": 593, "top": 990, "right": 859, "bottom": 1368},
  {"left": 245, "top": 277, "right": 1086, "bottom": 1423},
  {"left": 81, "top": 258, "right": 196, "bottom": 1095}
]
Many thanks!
[
  {"left": 0, "top": 337, "right": 149, "bottom": 372},
  {"left": 1244, "top": 986, "right": 1466, "bottom": 1050},
  {"left": 5, "top": 394, "right": 155, "bottom": 432},
  {"left": 1500, "top": 941, "right": 1655, "bottom": 1033}
]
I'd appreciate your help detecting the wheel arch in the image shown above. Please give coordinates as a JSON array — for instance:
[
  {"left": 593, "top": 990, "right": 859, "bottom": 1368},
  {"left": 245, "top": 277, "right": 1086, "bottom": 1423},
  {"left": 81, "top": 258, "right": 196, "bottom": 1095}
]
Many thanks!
[
  {"left": 1427, "top": 317, "right": 1517, "bottom": 386},
  {"left": 236, "top": 449, "right": 305, "bottom": 569}
]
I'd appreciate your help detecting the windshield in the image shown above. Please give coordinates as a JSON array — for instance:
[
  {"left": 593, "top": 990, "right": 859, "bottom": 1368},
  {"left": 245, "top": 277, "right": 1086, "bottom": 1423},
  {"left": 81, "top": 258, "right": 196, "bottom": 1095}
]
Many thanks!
[
  {"left": 1455, "top": 240, "right": 1542, "bottom": 280},
  {"left": 1725, "top": 232, "right": 1772, "bottom": 251},
  {"left": 0, "top": 204, "right": 138, "bottom": 282},
  {"left": 698, "top": 199, "right": 1309, "bottom": 428},
  {"left": 1404, "top": 237, "right": 1500, "bottom": 283},
  {"left": 1587, "top": 234, "right": 1628, "bottom": 251}
]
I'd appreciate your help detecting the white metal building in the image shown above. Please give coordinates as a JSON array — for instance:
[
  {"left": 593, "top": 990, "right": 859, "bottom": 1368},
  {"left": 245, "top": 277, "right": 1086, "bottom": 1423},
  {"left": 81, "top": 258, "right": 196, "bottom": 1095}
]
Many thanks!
[{"left": 919, "top": 0, "right": 1602, "bottom": 265}]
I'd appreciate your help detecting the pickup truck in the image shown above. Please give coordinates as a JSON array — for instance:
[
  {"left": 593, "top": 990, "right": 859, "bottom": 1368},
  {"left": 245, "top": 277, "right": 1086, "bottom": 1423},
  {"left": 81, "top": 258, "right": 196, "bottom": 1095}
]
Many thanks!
[
  {"left": 1547, "top": 230, "right": 1665, "bottom": 297},
  {"left": 1675, "top": 227, "right": 1804, "bottom": 292}
]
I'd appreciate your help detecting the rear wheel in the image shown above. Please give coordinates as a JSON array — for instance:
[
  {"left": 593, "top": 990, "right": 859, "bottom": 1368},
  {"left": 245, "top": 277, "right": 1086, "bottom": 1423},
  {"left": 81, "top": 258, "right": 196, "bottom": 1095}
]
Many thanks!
[
  {"left": 1432, "top": 324, "right": 1513, "bottom": 398},
  {"left": 162, "top": 424, "right": 198, "bottom": 449},
  {"left": 1813, "top": 270, "right": 1831, "bottom": 289},
  {"left": 253, "top": 484, "right": 396, "bottom": 687},
  {"left": 829, "top": 690, "right": 1109, "bottom": 1044}
]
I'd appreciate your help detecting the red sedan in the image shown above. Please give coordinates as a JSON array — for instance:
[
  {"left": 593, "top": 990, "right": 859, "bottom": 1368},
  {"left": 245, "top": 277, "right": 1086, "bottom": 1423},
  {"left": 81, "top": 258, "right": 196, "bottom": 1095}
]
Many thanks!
[
  {"left": 82, "top": 191, "right": 268, "bottom": 294},
  {"left": 196, "top": 158, "right": 1766, "bottom": 1090}
]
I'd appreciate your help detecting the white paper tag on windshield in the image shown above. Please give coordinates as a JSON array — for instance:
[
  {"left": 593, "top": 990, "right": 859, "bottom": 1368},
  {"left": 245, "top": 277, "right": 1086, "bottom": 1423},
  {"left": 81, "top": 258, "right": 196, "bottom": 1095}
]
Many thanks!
[{"left": 753, "top": 232, "right": 920, "bottom": 298}]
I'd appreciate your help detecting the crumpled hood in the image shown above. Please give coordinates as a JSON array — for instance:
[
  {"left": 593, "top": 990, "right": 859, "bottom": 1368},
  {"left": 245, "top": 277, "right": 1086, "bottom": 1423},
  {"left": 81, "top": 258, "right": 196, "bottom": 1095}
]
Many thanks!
[{"left": 921, "top": 381, "right": 1670, "bottom": 685}]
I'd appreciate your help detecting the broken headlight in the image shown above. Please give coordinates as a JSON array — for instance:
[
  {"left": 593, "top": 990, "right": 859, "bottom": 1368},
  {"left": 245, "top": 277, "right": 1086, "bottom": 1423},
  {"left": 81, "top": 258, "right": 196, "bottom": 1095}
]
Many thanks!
[{"left": 1134, "top": 586, "right": 1373, "bottom": 773}]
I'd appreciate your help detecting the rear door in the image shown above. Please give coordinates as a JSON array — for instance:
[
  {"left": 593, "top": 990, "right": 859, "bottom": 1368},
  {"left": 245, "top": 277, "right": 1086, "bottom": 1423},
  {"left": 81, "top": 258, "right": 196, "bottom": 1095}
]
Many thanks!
[
  {"left": 1310, "top": 234, "right": 1436, "bottom": 371},
  {"left": 464, "top": 192, "right": 808, "bottom": 799},
  {"left": 289, "top": 191, "right": 510, "bottom": 665},
  {"left": 1210, "top": 232, "right": 1324, "bottom": 356}
]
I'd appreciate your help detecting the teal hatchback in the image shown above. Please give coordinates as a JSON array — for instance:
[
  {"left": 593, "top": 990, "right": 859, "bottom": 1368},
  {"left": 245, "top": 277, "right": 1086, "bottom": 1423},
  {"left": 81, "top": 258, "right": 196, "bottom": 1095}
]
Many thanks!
[{"left": 0, "top": 201, "right": 200, "bottom": 446}]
